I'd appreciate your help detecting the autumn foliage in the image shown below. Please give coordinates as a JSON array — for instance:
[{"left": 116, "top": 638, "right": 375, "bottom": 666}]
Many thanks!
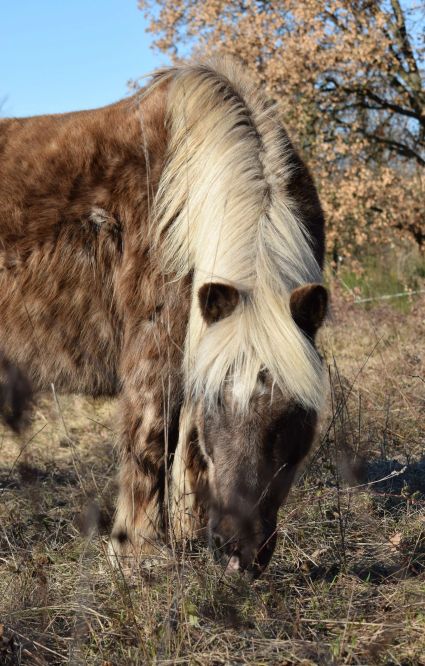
[{"left": 139, "top": 0, "right": 424, "bottom": 268}]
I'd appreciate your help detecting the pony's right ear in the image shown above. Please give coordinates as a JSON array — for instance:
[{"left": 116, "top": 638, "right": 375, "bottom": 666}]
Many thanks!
[
  {"left": 290, "top": 283, "right": 328, "bottom": 339},
  {"left": 198, "top": 283, "right": 240, "bottom": 325}
]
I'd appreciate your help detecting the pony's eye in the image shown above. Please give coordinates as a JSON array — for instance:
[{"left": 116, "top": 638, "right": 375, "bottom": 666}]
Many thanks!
[
  {"left": 214, "top": 392, "right": 224, "bottom": 410},
  {"left": 258, "top": 369, "right": 267, "bottom": 384}
]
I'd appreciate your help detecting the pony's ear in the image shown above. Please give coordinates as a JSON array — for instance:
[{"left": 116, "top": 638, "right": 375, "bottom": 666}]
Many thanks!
[
  {"left": 290, "top": 283, "right": 328, "bottom": 338},
  {"left": 198, "top": 283, "right": 240, "bottom": 325}
]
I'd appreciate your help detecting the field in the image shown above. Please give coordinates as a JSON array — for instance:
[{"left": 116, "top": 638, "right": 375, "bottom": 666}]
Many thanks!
[{"left": 1, "top": 265, "right": 424, "bottom": 665}]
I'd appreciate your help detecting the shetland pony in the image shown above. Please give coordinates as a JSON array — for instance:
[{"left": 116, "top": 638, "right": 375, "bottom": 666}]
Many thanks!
[{"left": 0, "top": 58, "right": 327, "bottom": 576}]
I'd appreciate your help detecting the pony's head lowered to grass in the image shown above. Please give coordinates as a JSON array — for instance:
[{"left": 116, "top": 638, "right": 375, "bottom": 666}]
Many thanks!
[
  {"left": 154, "top": 58, "right": 328, "bottom": 576},
  {"left": 194, "top": 281, "right": 327, "bottom": 577}
]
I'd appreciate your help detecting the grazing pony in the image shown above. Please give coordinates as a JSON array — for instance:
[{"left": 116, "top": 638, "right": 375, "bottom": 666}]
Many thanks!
[{"left": 0, "top": 57, "right": 327, "bottom": 576}]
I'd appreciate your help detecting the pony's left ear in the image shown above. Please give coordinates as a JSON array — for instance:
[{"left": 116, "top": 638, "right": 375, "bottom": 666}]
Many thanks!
[
  {"left": 198, "top": 283, "right": 240, "bottom": 325},
  {"left": 290, "top": 283, "right": 328, "bottom": 338}
]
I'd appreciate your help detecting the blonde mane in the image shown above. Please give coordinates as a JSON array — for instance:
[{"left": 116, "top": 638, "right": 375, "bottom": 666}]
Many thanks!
[{"left": 151, "top": 57, "right": 325, "bottom": 411}]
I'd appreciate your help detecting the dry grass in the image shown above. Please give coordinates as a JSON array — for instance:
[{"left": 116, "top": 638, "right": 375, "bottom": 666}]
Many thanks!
[{"left": 0, "top": 284, "right": 424, "bottom": 665}]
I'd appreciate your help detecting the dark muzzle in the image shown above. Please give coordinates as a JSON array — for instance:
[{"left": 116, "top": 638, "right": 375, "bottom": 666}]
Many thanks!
[{"left": 208, "top": 509, "right": 277, "bottom": 578}]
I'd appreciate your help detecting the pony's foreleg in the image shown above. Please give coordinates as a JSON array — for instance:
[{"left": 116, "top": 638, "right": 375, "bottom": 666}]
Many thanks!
[
  {"left": 0, "top": 353, "right": 33, "bottom": 432},
  {"left": 109, "top": 393, "right": 167, "bottom": 570},
  {"left": 171, "top": 403, "right": 208, "bottom": 542}
]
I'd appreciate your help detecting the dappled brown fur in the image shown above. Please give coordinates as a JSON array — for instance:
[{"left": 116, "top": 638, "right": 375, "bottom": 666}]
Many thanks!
[{"left": 0, "top": 83, "right": 190, "bottom": 562}]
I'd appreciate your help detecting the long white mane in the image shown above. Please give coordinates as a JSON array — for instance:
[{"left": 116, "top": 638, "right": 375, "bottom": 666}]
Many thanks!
[{"left": 151, "top": 57, "right": 325, "bottom": 411}]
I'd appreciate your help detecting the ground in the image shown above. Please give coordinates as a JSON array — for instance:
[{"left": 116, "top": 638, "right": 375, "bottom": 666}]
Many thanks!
[{"left": 0, "top": 282, "right": 424, "bottom": 665}]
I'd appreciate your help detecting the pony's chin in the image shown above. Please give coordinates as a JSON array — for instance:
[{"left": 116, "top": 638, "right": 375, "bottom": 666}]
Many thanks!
[
  {"left": 222, "top": 557, "right": 267, "bottom": 580},
  {"left": 221, "top": 538, "right": 277, "bottom": 580},
  {"left": 208, "top": 520, "right": 278, "bottom": 579},
  {"left": 225, "top": 554, "right": 241, "bottom": 574}
]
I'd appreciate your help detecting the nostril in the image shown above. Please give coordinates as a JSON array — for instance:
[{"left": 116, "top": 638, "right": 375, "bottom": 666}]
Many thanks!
[{"left": 213, "top": 534, "right": 223, "bottom": 550}]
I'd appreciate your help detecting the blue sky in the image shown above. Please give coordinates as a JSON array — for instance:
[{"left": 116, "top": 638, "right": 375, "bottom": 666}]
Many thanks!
[{"left": 1, "top": 0, "right": 167, "bottom": 117}]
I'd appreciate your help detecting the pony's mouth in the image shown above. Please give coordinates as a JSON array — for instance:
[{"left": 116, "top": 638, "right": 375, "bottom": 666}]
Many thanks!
[{"left": 209, "top": 528, "right": 277, "bottom": 579}]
